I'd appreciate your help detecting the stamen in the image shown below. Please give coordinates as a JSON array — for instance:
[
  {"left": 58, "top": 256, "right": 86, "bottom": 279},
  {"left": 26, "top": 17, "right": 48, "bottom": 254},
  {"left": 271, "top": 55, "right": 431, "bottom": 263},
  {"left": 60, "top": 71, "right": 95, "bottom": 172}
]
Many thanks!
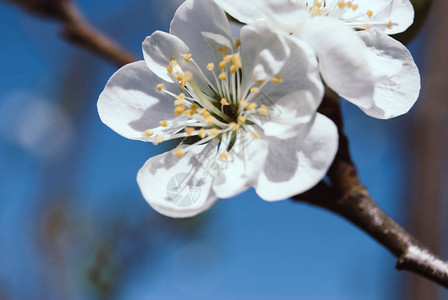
[
  {"left": 205, "top": 117, "right": 215, "bottom": 125},
  {"left": 221, "top": 98, "right": 229, "bottom": 105},
  {"left": 366, "top": 10, "right": 373, "bottom": 17},
  {"left": 219, "top": 61, "right": 227, "bottom": 70},
  {"left": 247, "top": 102, "right": 258, "bottom": 110},
  {"left": 387, "top": 20, "right": 392, "bottom": 29},
  {"left": 167, "top": 65, "right": 173, "bottom": 73},
  {"left": 239, "top": 100, "right": 249, "bottom": 108},
  {"left": 257, "top": 80, "right": 264, "bottom": 84},
  {"left": 237, "top": 116, "right": 246, "bottom": 124},
  {"left": 219, "top": 72, "right": 227, "bottom": 80},
  {"left": 250, "top": 87, "right": 260, "bottom": 94},
  {"left": 143, "top": 129, "right": 153, "bottom": 137},
  {"left": 218, "top": 46, "right": 228, "bottom": 53},
  {"left": 173, "top": 147, "right": 184, "bottom": 157},
  {"left": 157, "top": 83, "right": 164, "bottom": 91},
  {"left": 272, "top": 75, "right": 282, "bottom": 84},
  {"left": 183, "top": 53, "right": 192, "bottom": 62},
  {"left": 209, "top": 128, "right": 218, "bottom": 136},
  {"left": 159, "top": 120, "right": 168, "bottom": 127},
  {"left": 198, "top": 128, "right": 207, "bottom": 138},
  {"left": 229, "top": 122, "right": 240, "bottom": 131},
  {"left": 235, "top": 39, "right": 241, "bottom": 47},
  {"left": 351, "top": 4, "right": 358, "bottom": 10},
  {"left": 174, "top": 105, "right": 185, "bottom": 115},
  {"left": 364, "top": 24, "right": 371, "bottom": 30},
  {"left": 219, "top": 153, "right": 228, "bottom": 161},
  {"left": 185, "top": 127, "right": 194, "bottom": 135},
  {"left": 337, "top": 1, "right": 345, "bottom": 8},
  {"left": 223, "top": 55, "right": 232, "bottom": 63},
  {"left": 206, "top": 63, "right": 215, "bottom": 71},
  {"left": 153, "top": 135, "right": 164, "bottom": 145},
  {"left": 259, "top": 105, "right": 269, "bottom": 115},
  {"left": 232, "top": 54, "right": 242, "bottom": 68},
  {"left": 251, "top": 132, "right": 259, "bottom": 140},
  {"left": 230, "top": 65, "right": 237, "bottom": 73}
]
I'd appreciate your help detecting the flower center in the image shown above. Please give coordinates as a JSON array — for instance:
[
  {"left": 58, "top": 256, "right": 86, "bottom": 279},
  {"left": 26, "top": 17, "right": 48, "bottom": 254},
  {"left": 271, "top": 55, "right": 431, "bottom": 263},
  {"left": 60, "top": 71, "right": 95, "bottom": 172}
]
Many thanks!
[{"left": 143, "top": 40, "right": 280, "bottom": 161}]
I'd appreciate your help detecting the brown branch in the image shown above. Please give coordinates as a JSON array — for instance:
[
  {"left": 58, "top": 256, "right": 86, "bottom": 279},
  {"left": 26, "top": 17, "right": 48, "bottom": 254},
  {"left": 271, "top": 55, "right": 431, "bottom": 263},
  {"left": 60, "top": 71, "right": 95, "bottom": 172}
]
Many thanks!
[
  {"left": 8, "top": 0, "right": 136, "bottom": 67},
  {"left": 293, "top": 94, "right": 448, "bottom": 288}
]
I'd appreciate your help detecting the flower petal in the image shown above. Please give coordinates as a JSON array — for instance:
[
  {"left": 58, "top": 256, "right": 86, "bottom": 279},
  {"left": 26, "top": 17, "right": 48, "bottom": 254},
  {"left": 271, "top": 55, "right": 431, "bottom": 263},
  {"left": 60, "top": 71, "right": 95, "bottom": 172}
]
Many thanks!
[
  {"left": 356, "top": 29, "right": 420, "bottom": 119},
  {"left": 301, "top": 17, "right": 400, "bottom": 111},
  {"left": 254, "top": 90, "right": 317, "bottom": 140},
  {"left": 239, "top": 25, "right": 290, "bottom": 94},
  {"left": 137, "top": 144, "right": 219, "bottom": 218},
  {"left": 98, "top": 61, "right": 184, "bottom": 141},
  {"left": 142, "top": 31, "right": 213, "bottom": 94},
  {"left": 213, "top": 0, "right": 266, "bottom": 24},
  {"left": 212, "top": 132, "right": 269, "bottom": 198},
  {"left": 261, "top": 34, "right": 323, "bottom": 106},
  {"left": 254, "top": 113, "right": 338, "bottom": 201},
  {"left": 170, "top": 0, "right": 234, "bottom": 73}
]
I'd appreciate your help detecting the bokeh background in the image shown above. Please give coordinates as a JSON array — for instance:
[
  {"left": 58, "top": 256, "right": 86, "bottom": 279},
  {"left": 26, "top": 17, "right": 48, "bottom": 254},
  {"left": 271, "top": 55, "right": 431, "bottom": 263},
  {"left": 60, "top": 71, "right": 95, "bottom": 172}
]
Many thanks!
[{"left": 0, "top": 0, "right": 447, "bottom": 299}]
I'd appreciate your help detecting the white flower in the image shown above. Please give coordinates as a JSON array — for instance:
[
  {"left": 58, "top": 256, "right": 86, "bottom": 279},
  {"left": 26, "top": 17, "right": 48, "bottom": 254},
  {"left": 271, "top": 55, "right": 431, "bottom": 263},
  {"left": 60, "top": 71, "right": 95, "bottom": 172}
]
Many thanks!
[
  {"left": 98, "top": 0, "right": 338, "bottom": 218},
  {"left": 215, "top": 0, "right": 421, "bottom": 119}
]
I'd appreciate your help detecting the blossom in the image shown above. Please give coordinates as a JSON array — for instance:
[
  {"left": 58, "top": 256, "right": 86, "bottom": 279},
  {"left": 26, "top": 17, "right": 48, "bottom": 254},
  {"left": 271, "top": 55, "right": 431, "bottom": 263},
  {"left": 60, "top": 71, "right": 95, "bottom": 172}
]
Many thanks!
[
  {"left": 215, "top": 0, "right": 421, "bottom": 119},
  {"left": 98, "top": 0, "right": 338, "bottom": 218}
]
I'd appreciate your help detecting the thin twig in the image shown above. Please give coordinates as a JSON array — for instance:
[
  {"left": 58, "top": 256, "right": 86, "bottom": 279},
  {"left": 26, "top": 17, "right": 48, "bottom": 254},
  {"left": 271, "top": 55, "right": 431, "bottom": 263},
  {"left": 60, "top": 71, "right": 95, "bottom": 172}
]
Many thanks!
[
  {"left": 293, "top": 94, "right": 448, "bottom": 288},
  {"left": 8, "top": 0, "right": 136, "bottom": 66}
]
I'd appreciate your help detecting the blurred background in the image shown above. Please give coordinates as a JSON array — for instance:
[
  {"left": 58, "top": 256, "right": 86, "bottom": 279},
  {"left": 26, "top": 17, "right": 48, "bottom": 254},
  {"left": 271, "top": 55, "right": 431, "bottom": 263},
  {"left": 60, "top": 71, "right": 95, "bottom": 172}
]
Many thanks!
[{"left": 0, "top": 0, "right": 447, "bottom": 299}]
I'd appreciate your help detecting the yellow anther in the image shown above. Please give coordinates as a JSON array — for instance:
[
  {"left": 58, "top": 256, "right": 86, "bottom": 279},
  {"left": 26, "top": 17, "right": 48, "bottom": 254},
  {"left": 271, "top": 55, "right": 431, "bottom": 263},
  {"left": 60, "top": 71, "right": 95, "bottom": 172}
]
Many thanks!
[
  {"left": 183, "top": 53, "right": 192, "bottom": 62},
  {"left": 143, "top": 129, "right": 153, "bottom": 137},
  {"left": 167, "top": 65, "right": 173, "bottom": 73},
  {"left": 218, "top": 46, "right": 228, "bottom": 53},
  {"left": 190, "top": 104, "right": 199, "bottom": 114},
  {"left": 352, "top": 4, "right": 358, "bottom": 10},
  {"left": 175, "top": 72, "right": 182, "bottom": 81},
  {"left": 257, "top": 80, "right": 264, "bottom": 84},
  {"left": 272, "top": 75, "right": 282, "bottom": 84},
  {"left": 315, "top": 2, "right": 322, "bottom": 8},
  {"left": 259, "top": 105, "right": 269, "bottom": 115},
  {"left": 250, "top": 87, "right": 260, "bottom": 93},
  {"left": 219, "top": 61, "right": 227, "bottom": 70},
  {"left": 235, "top": 39, "right": 241, "bottom": 47},
  {"left": 206, "top": 63, "right": 215, "bottom": 71},
  {"left": 183, "top": 71, "right": 193, "bottom": 81},
  {"left": 159, "top": 120, "right": 168, "bottom": 127},
  {"left": 185, "top": 127, "right": 194, "bottom": 135},
  {"left": 364, "top": 24, "right": 371, "bottom": 30},
  {"left": 174, "top": 99, "right": 183, "bottom": 106},
  {"left": 229, "top": 122, "right": 239, "bottom": 131},
  {"left": 230, "top": 65, "right": 237, "bottom": 73},
  {"left": 174, "top": 105, "right": 185, "bottom": 115},
  {"left": 232, "top": 54, "right": 242, "bottom": 68},
  {"left": 223, "top": 55, "right": 232, "bottom": 63},
  {"left": 209, "top": 128, "right": 218, "bottom": 136},
  {"left": 199, "top": 108, "right": 207, "bottom": 116},
  {"left": 237, "top": 116, "right": 246, "bottom": 124},
  {"left": 205, "top": 117, "right": 215, "bottom": 125},
  {"left": 219, "top": 153, "right": 228, "bottom": 161},
  {"left": 198, "top": 128, "right": 207, "bottom": 138},
  {"left": 153, "top": 135, "right": 164, "bottom": 145},
  {"left": 180, "top": 80, "right": 186, "bottom": 89},
  {"left": 184, "top": 109, "right": 193, "bottom": 116},
  {"left": 251, "top": 132, "right": 259, "bottom": 140},
  {"left": 178, "top": 93, "right": 185, "bottom": 100},
  {"left": 346, "top": 1, "right": 352, "bottom": 7},
  {"left": 386, "top": 20, "right": 392, "bottom": 29},
  {"left": 220, "top": 98, "right": 229, "bottom": 105},
  {"left": 366, "top": 10, "right": 373, "bottom": 17},
  {"left": 337, "top": 1, "right": 346, "bottom": 8},
  {"left": 239, "top": 100, "right": 249, "bottom": 108},
  {"left": 156, "top": 83, "right": 164, "bottom": 91},
  {"left": 247, "top": 102, "right": 258, "bottom": 111},
  {"left": 170, "top": 58, "right": 179, "bottom": 66},
  {"left": 174, "top": 148, "right": 184, "bottom": 157},
  {"left": 219, "top": 72, "right": 227, "bottom": 80}
]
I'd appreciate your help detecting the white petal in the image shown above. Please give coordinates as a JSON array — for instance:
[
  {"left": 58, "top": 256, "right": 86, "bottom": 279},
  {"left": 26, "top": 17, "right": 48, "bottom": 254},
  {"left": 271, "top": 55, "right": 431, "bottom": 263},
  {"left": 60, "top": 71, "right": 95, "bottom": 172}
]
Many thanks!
[
  {"left": 170, "top": 0, "right": 234, "bottom": 73},
  {"left": 240, "top": 25, "right": 290, "bottom": 93},
  {"left": 212, "top": 132, "right": 269, "bottom": 198},
  {"left": 254, "top": 113, "right": 338, "bottom": 201},
  {"left": 301, "top": 17, "right": 400, "bottom": 110},
  {"left": 142, "top": 31, "right": 213, "bottom": 94},
  {"left": 261, "top": 34, "right": 323, "bottom": 106},
  {"left": 98, "top": 61, "right": 183, "bottom": 140},
  {"left": 137, "top": 144, "right": 219, "bottom": 218},
  {"left": 254, "top": 90, "right": 317, "bottom": 140},
  {"left": 356, "top": 29, "right": 420, "bottom": 119},
  {"left": 213, "top": 0, "right": 266, "bottom": 24}
]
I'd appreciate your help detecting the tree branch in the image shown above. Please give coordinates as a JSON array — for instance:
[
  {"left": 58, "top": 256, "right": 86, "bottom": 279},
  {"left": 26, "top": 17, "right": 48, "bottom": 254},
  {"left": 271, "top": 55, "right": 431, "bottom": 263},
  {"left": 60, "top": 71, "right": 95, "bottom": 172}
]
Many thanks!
[
  {"left": 293, "top": 94, "right": 448, "bottom": 288},
  {"left": 8, "top": 0, "right": 136, "bottom": 66}
]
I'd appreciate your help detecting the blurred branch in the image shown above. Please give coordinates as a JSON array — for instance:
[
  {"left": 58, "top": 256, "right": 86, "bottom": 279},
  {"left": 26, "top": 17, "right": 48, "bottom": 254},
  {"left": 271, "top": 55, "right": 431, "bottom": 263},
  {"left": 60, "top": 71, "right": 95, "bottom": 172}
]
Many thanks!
[
  {"left": 7, "top": 0, "right": 136, "bottom": 66},
  {"left": 293, "top": 94, "right": 448, "bottom": 289}
]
